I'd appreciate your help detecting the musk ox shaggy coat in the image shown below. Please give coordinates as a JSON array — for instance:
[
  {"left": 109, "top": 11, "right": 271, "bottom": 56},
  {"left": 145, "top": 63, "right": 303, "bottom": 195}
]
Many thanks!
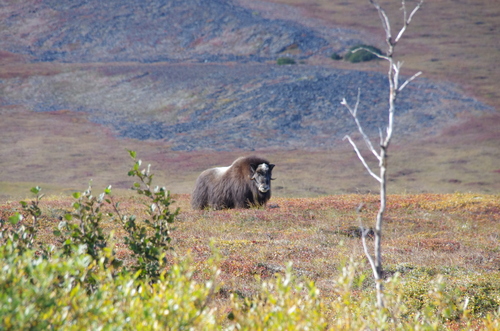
[{"left": 191, "top": 156, "right": 275, "bottom": 210}]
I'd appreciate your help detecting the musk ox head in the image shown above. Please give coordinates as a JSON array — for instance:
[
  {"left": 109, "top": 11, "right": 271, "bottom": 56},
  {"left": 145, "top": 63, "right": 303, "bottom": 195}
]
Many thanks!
[{"left": 250, "top": 162, "right": 275, "bottom": 194}]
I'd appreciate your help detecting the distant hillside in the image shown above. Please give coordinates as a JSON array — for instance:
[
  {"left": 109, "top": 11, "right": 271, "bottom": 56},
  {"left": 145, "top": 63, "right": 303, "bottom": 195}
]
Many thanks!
[
  {"left": 0, "top": 0, "right": 359, "bottom": 63},
  {"left": 0, "top": 62, "right": 491, "bottom": 151},
  {"left": 0, "top": 0, "right": 492, "bottom": 151}
]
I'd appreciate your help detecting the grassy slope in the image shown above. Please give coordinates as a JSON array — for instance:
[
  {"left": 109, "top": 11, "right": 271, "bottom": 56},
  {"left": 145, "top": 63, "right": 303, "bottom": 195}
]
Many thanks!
[
  {"left": 1, "top": 102, "right": 499, "bottom": 201},
  {"left": 2, "top": 98, "right": 499, "bottom": 200}
]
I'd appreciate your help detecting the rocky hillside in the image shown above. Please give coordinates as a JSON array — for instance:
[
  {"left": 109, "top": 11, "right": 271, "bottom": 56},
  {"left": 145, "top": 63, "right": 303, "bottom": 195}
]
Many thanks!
[
  {"left": 0, "top": 0, "right": 359, "bottom": 63},
  {"left": 1, "top": 62, "right": 490, "bottom": 151},
  {"left": 0, "top": 0, "right": 493, "bottom": 152}
]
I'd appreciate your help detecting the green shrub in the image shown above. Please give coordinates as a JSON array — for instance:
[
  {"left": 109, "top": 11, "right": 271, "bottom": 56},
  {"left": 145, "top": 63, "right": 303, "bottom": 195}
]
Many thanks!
[
  {"left": 0, "top": 186, "right": 52, "bottom": 258},
  {"left": 330, "top": 53, "right": 342, "bottom": 60},
  {"left": 276, "top": 57, "right": 296, "bottom": 65},
  {"left": 344, "top": 44, "right": 383, "bottom": 63},
  {"left": 0, "top": 247, "right": 219, "bottom": 330},
  {"left": 227, "top": 264, "right": 327, "bottom": 330},
  {"left": 57, "top": 184, "right": 112, "bottom": 261},
  {"left": 2, "top": 221, "right": 500, "bottom": 328},
  {"left": 111, "top": 150, "right": 180, "bottom": 281},
  {"left": 7, "top": 150, "right": 180, "bottom": 284}
]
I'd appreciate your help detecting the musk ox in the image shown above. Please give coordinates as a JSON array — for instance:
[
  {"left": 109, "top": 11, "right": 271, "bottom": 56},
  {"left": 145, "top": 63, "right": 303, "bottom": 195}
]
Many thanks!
[{"left": 191, "top": 156, "right": 275, "bottom": 210}]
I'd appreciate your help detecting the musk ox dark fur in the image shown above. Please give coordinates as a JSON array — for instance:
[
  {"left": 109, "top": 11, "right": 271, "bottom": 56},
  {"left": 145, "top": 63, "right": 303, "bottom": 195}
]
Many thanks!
[{"left": 191, "top": 156, "right": 275, "bottom": 210}]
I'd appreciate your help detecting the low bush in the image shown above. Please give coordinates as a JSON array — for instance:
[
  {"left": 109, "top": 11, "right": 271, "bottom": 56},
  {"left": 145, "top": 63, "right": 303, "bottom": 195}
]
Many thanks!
[
  {"left": 344, "top": 44, "right": 383, "bottom": 63},
  {"left": 57, "top": 184, "right": 112, "bottom": 261},
  {"left": 276, "top": 57, "right": 296, "bottom": 65},
  {"left": 330, "top": 53, "right": 342, "bottom": 60},
  {"left": 2, "top": 241, "right": 500, "bottom": 329},
  {"left": 0, "top": 186, "right": 47, "bottom": 257},
  {"left": 227, "top": 264, "right": 327, "bottom": 329},
  {"left": 0, "top": 247, "right": 219, "bottom": 330},
  {"left": 112, "top": 150, "right": 179, "bottom": 281}
]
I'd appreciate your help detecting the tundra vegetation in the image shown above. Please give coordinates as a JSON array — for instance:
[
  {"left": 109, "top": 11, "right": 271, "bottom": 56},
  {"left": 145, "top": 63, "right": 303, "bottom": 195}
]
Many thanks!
[{"left": 1, "top": 152, "right": 500, "bottom": 329}]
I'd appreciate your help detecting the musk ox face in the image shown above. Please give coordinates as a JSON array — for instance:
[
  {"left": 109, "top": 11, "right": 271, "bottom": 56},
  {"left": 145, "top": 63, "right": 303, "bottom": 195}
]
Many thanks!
[{"left": 251, "top": 162, "right": 275, "bottom": 194}]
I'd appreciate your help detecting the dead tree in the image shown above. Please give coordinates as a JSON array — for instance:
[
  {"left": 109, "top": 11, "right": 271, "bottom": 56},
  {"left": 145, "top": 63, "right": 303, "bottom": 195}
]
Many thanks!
[{"left": 341, "top": 0, "right": 424, "bottom": 309}]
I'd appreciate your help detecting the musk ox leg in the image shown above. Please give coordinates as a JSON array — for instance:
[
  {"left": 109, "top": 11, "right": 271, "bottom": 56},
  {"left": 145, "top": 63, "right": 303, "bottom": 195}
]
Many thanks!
[
  {"left": 191, "top": 188, "right": 207, "bottom": 210},
  {"left": 191, "top": 172, "right": 212, "bottom": 210}
]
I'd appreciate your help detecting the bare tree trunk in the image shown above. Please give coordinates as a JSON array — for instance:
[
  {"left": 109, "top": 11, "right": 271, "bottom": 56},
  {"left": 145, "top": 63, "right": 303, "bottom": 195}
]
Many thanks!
[{"left": 341, "top": 0, "right": 424, "bottom": 309}]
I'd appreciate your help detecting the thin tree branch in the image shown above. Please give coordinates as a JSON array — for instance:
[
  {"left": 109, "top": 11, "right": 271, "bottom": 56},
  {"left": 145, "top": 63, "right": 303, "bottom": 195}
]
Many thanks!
[
  {"left": 408, "top": 0, "right": 424, "bottom": 22},
  {"left": 341, "top": 90, "right": 381, "bottom": 162},
  {"left": 370, "top": 0, "right": 392, "bottom": 45},
  {"left": 361, "top": 226, "right": 378, "bottom": 279},
  {"left": 395, "top": 0, "right": 424, "bottom": 43},
  {"left": 401, "top": 0, "right": 408, "bottom": 24},
  {"left": 343, "top": 135, "right": 382, "bottom": 183},
  {"left": 350, "top": 47, "right": 390, "bottom": 61},
  {"left": 399, "top": 71, "right": 422, "bottom": 91}
]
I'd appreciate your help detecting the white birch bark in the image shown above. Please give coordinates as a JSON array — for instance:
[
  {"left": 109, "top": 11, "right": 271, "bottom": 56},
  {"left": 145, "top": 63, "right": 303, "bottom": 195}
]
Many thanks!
[{"left": 341, "top": 0, "right": 424, "bottom": 309}]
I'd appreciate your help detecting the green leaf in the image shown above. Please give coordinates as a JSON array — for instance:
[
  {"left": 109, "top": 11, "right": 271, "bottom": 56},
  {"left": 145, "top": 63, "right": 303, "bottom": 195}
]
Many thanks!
[
  {"left": 30, "top": 186, "right": 42, "bottom": 194},
  {"left": 104, "top": 185, "right": 112, "bottom": 194},
  {"left": 8, "top": 212, "right": 23, "bottom": 225},
  {"left": 73, "top": 192, "right": 81, "bottom": 199},
  {"left": 128, "top": 150, "right": 137, "bottom": 159},
  {"left": 112, "top": 259, "right": 124, "bottom": 268}
]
